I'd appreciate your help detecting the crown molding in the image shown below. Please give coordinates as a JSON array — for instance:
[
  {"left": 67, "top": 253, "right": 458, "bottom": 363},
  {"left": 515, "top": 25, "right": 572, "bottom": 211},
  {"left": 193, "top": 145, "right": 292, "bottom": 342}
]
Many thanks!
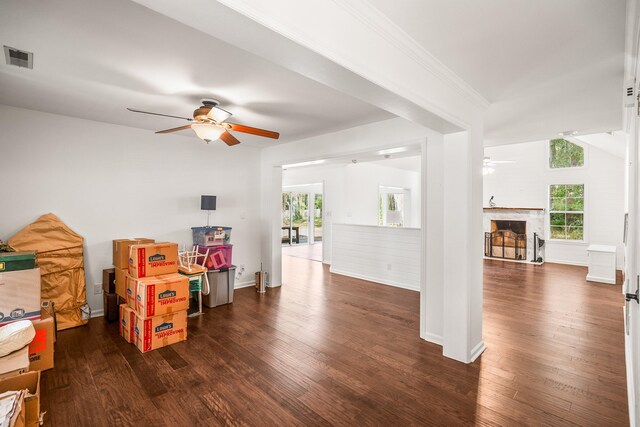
[{"left": 334, "top": 0, "right": 490, "bottom": 110}]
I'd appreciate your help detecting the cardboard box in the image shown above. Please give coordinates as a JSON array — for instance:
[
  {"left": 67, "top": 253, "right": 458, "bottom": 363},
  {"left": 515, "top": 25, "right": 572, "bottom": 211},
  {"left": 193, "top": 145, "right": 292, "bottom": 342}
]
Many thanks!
[
  {"left": 102, "top": 268, "right": 116, "bottom": 294},
  {"left": 134, "top": 310, "right": 187, "bottom": 353},
  {"left": 0, "top": 347, "right": 29, "bottom": 380},
  {"left": 0, "top": 269, "right": 41, "bottom": 326},
  {"left": 125, "top": 274, "right": 136, "bottom": 309},
  {"left": 129, "top": 273, "right": 189, "bottom": 318},
  {"left": 114, "top": 267, "right": 128, "bottom": 299},
  {"left": 112, "top": 238, "right": 155, "bottom": 269},
  {"left": 0, "top": 251, "right": 36, "bottom": 273},
  {"left": 119, "top": 304, "right": 136, "bottom": 343},
  {"left": 128, "top": 242, "right": 178, "bottom": 279},
  {"left": 103, "top": 292, "right": 120, "bottom": 323},
  {"left": 40, "top": 302, "right": 56, "bottom": 343},
  {"left": 28, "top": 317, "right": 54, "bottom": 372},
  {"left": 0, "top": 390, "right": 26, "bottom": 427},
  {"left": 0, "top": 371, "right": 40, "bottom": 427}
]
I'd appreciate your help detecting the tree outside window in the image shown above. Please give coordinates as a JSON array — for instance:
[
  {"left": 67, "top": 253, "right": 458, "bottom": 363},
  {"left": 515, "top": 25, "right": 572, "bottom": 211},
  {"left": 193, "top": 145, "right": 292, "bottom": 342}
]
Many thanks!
[
  {"left": 549, "top": 184, "right": 584, "bottom": 240},
  {"left": 379, "top": 191, "right": 404, "bottom": 227},
  {"left": 549, "top": 139, "right": 584, "bottom": 169}
]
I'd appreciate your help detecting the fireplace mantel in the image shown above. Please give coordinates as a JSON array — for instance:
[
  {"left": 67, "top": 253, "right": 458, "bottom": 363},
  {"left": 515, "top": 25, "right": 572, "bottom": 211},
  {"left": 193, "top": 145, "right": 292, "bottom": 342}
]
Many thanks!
[{"left": 483, "top": 207, "right": 544, "bottom": 212}]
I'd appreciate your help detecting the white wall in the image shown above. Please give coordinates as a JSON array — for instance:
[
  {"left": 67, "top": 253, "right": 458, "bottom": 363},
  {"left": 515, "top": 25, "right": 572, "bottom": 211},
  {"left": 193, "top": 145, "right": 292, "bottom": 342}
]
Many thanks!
[
  {"left": 0, "top": 105, "right": 263, "bottom": 315},
  {"left": 282, "top": 161, "right": 421, "bottom": 263},
  {"left": 331, "top": 224, "right": 421, "bottom": 291},
  {"left": 484, "top": 139, "right": 625, "bottom": 267}
]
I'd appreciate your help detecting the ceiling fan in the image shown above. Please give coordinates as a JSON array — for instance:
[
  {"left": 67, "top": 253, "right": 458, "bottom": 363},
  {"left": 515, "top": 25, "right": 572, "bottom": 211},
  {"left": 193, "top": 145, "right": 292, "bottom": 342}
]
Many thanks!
[
  {"left": 483, "top": 156, "right": 515, "bottom": 175},
  {"left": 127, "top": 99, "right": 280, "bottom": 146}
]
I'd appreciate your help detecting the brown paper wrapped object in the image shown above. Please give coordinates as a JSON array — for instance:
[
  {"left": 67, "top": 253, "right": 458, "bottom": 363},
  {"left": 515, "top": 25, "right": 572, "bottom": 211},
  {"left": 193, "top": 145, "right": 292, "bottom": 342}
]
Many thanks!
[{"left": 8, "top": 213, "right": 88, "bottom": 330}]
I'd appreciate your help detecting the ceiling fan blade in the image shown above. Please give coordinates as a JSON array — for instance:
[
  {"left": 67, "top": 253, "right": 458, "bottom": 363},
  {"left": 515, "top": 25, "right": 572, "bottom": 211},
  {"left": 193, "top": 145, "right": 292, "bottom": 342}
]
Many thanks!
[
  {"left": 220, "top": 131, "right": 241, "bottom": 146},
  {"left": 155, "top": 124, "right": 193, "bottom": 134},
  {"left": 206, "top": 106, "right": 232, "bottom": 123},
  {"left": 127, "top": 108, "right": 192, "bottom": 121},
  {"left": 226, "top": 123, "right": 279, "bottom": 139}
]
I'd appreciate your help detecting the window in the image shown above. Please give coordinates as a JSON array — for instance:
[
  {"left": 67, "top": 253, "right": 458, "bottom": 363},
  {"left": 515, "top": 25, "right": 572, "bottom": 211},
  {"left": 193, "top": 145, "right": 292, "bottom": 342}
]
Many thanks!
[
  {"left": 549, "top": 138, "right": 584, "bottom": 169},
  {"left": 549, "top": 184, "right": 584, "bottom": 240},
  {"left": 379, "top": 188, "right": 405, "bottom": 227}
]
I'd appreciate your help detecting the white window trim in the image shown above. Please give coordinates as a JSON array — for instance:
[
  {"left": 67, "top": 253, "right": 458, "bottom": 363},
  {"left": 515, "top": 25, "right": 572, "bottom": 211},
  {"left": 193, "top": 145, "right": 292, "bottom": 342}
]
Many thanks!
[
  {"left": 546, "top": 138, "right": 589, "bottom": 172},
  {"left": 547, "top": 183, "right": 587, "bottom": 243}
]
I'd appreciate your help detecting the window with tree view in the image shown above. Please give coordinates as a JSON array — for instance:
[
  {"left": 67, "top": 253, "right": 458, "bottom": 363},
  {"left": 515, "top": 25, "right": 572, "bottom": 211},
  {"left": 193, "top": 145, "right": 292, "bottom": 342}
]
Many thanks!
[
  {"left": 549, "top": 138, "right": 584, "bottom": 169},
  {"left": 549, "top": 184, "right": 584, "bottom": 240}
]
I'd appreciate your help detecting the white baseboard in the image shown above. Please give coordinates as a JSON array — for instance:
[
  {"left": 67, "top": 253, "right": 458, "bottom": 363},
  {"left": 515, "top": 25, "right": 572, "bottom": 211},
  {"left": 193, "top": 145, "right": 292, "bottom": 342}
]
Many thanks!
[
  {"left": 422, "top": 332, "right": 443, "bottom": 346},
  {"left": 545, "top": 258, "right": 588, "bottom": 267},
  {"left": 329, "top": 268, "right": 419, "bottom": 292},
  {"left": 586, "top": 275, "right": 617, "bottom": 285},
  {"left": 91, "top": 309, "right": 104, "bottom": 319},
  {"left": 470, "top": 341, "right": 486, "bottom": 363},
  {"left": 624, "top": 306, "right": 638, "bottom": 427},
  {"left": 546, "top": 258, "right": 625, "bottom": 270},
  {"left": 235, "top": 280, "right": 256, "bottom": 289}
]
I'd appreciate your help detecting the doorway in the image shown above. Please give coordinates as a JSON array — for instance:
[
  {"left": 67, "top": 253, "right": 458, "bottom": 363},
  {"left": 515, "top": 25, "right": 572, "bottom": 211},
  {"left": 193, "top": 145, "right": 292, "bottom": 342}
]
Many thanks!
[{"left": 281, "top": 184, "right": 323, "bottom": 262}]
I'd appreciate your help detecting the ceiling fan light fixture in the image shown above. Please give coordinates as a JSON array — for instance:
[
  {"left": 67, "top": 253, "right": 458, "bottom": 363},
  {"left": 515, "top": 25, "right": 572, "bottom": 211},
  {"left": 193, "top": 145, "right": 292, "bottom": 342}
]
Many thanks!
[
  {"left": 192, "top": 123, "right": 225, "bottom": 141},
  {"left": 206, "top": 106, "right": 232, "bottom": 123}
]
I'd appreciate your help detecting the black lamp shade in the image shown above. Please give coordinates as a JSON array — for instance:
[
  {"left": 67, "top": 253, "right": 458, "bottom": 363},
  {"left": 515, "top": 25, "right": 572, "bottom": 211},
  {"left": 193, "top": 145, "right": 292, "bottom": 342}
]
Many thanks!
[{"left": 201, "top": 195, "right": 217, "bottom": 211}]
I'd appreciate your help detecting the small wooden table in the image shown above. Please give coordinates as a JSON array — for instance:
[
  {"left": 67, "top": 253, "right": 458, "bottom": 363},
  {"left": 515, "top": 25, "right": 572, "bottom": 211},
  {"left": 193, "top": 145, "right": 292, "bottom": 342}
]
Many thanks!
[{"left": 282, "top": 226, "right": 300, "bottom": 244}]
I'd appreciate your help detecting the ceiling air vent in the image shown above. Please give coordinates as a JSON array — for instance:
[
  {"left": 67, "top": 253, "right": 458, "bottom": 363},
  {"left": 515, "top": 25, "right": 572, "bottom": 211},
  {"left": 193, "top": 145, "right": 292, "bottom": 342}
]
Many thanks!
[{"left": 3, "top": 46, "right": 33, "bottom": 69}]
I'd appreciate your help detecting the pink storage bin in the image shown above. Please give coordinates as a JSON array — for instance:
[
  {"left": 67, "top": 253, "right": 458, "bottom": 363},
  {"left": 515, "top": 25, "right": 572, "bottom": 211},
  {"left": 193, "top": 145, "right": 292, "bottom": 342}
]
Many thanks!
[{"left": 197, "top": 244, "right": 233, "bottom": 270}]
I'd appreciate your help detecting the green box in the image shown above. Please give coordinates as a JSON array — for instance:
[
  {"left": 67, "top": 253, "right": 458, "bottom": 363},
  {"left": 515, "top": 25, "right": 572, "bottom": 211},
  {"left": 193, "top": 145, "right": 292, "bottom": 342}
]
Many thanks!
[{"left": 0, "top": 251, "right": 37, "bottom": 272}]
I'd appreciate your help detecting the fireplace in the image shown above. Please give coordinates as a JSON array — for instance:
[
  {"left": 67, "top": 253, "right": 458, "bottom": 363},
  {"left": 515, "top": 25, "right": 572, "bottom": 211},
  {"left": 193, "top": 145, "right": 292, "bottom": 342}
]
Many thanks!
[
  {"left": 483, "top": 207, "right": 545, "bottom": 264},
  {"left": 484, "top": 220, "right": 527, "bottom": 260}
]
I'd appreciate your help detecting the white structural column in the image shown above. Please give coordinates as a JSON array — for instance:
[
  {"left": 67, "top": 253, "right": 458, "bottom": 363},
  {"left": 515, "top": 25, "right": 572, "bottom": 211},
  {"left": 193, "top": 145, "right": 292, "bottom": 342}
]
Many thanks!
[
  {"left": 423, "top": 130, "right": 485, "bottom": 362},
  {"left": 260, "top": 163, "right": 283, "bottom": 287},
  {"left": 422, "top": 135, "right": 444, "bottom": 344}
]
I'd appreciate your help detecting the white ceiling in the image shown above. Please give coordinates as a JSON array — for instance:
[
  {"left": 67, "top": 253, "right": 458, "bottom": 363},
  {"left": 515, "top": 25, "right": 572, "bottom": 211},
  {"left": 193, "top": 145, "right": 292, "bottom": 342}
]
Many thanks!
[
  {"left": 0, "top": 0, "right": 393, "bottom": 146},
  {"left": 368, "top": 0, "right": 626, "bottom": 145},
  {"left": 0, "top": 0, "right": 627, "bottom": 148}
]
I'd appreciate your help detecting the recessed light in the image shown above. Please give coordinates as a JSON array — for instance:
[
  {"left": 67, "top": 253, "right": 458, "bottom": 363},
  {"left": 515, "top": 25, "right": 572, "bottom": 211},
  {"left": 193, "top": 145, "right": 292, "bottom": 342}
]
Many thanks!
[
  {"left": 377, "top": 147, "right": 408, "bottom": 155},
  {"left": 559, "top": 130, "right": 578, "bottom": 137},
  {"left": 282, "top": 159, "right": 326, "bottom": 168}
]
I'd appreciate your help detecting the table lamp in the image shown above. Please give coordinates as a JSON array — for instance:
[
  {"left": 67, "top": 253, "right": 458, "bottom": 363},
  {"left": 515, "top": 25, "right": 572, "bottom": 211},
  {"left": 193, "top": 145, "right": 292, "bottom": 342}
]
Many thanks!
[{"left": 201, "top": 195, "right": 217, "bottom": 227}]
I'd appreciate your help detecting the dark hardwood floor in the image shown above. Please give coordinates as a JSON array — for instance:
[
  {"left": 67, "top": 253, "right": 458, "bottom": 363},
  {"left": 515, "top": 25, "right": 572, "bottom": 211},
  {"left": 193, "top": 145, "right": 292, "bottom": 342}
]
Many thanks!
[{"left": 41, "top": 258, "right": 628, "bottom": 426}]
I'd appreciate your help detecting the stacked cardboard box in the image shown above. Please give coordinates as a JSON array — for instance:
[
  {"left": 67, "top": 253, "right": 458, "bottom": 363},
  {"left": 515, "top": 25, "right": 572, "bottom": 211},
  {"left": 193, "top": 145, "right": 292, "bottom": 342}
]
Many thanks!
[
  {"left": 103, "top": 239, "right": 154, "bottom": 322},
  {"left": 112, "top": 238, "right": 155, "bottom": 298},
  {"left": 116, "top": 241, "right": 188, "bottom": 353},
  {"left": 0, "top": 371, "right": 41, "bottom": 427},
  {"left": 0, "top": 251, "right": 53, "bottom": 426},
  {"left": 0, "top": 265, "right": 41, "bottom": 327}
]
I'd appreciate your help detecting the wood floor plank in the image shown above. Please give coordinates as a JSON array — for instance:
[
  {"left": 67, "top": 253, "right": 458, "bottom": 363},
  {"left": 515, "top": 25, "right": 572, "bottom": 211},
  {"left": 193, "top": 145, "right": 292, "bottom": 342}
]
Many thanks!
[{"left": 40, "top": 257, "right": 628, "bottom": 426}]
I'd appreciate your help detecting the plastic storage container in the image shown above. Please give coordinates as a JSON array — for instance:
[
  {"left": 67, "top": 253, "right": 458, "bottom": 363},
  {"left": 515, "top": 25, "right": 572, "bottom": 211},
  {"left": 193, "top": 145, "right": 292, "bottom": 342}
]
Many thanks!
[
  {"left": 0, "top": 252, "right": 36, "bottom": 272},
  {"left": 204, "top": 266, "right": 236, "bottom": 308},
  {"left": 197, "top": 245, "right": 233, "bottom": 270},
  {"left": 191, "top": 226, "right": 232, "bottom": 246}
]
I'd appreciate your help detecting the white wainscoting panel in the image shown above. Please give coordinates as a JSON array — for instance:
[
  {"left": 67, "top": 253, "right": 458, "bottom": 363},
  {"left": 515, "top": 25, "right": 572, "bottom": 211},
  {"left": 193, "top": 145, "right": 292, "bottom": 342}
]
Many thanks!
[{"left": 330, "top": 223, "right": 421, "bottom": 291}]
